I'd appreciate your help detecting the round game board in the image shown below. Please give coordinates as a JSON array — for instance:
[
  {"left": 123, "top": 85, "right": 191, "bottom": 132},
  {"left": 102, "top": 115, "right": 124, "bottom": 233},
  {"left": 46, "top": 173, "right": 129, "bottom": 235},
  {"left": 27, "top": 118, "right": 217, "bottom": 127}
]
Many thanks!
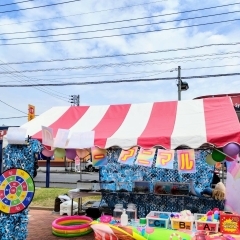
[{"left": 0, "top": 168, "right": 35, "bottom": 214}]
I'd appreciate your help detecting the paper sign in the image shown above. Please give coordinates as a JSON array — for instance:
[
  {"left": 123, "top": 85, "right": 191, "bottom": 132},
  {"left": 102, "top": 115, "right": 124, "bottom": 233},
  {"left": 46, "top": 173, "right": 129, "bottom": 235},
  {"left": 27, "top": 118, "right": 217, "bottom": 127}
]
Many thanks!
[
  {"left": 135, "top": 148, "right": 155, "bottom": 167},
  {"left": 177, "top": 149, "right": 196, "bottom": 173},
  {"left": 67, "top": 131, "right": 95, "bottom": 149},
  {"left": 155, "top": 149, "right": 174, "bottom": 169},
  {"left": 6, "top": 127, "right": 27, "bottom": 145},
  {"left": 54, "top": 129, "right": 69, "bottom": 148},
  {"left": 91, "top": 147, "right": 108, "bottom": 166},
  {"left": 42, "top": 126, "right": 54, "bottom": 147},
  {"left": 118, "top": 147, "right": 138, "bottom": 165}
]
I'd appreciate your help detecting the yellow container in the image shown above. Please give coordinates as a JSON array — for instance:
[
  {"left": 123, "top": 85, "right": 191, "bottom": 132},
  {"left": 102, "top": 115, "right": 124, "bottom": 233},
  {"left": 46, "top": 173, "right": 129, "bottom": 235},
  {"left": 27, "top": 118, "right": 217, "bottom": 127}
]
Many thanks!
[{"left": 171, "top": 218, "right": 194, "bottom": 231}]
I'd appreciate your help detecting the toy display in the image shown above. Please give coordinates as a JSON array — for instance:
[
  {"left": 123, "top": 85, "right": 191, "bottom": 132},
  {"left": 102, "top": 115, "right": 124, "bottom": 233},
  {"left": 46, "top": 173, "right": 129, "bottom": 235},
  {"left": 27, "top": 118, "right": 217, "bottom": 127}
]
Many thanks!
[
  {"left": 190, "top": 181, "right": 226, "bottom": 201},
  {"left": 133, "top": 181, "right": 151, "bottom": 194},
  {"left": 91, "top": 207, "right": 240, "bottom": 240},
  {"left": 154, "top": 182, "right": 190, "bottom": 196}
]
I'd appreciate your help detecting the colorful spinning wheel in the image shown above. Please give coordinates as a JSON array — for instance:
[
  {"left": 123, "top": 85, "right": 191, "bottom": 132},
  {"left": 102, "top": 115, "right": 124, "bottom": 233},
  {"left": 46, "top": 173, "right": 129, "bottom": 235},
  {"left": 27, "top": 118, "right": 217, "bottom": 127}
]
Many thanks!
[{"left": 0, "top": 168, "right": 35, "bottom": 214}]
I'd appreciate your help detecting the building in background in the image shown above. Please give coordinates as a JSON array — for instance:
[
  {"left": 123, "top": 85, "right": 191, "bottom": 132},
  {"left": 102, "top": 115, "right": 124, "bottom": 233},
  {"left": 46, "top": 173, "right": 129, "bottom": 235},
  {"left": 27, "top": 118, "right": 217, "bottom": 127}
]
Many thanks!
[{"left": 194, "top": 93, "right": 240, "bottom": 122}]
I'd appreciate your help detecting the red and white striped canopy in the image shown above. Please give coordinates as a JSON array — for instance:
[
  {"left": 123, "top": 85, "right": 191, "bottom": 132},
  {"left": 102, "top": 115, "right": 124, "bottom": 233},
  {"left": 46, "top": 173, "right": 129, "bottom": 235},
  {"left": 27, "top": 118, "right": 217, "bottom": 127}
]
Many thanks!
[{"left": 21, "top": 97, "right": 240, "bottom": 149}]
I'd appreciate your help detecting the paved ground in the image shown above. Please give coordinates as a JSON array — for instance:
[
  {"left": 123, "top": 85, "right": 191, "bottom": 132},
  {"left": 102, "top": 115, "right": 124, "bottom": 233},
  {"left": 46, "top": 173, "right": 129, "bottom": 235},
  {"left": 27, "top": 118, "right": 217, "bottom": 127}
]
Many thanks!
[{"left": 27, "top": 209, "right": 95, "bottom": 240}]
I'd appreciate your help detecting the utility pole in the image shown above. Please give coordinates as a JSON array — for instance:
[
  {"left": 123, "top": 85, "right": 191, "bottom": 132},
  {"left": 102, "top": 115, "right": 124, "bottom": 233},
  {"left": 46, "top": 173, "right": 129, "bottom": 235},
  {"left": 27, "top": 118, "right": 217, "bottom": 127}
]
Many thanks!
[
  {"left": 70, "top": 95, "right": 80, "bottom": 106},
  {"left": 178, "top": 66, "right": 181, "bottom": 101}
]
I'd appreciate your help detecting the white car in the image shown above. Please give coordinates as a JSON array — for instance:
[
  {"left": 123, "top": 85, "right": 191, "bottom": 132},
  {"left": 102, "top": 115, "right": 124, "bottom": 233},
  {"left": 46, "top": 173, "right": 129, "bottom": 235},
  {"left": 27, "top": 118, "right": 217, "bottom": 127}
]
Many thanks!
[{"left": 85, "top": 159, "right": 99, "bottom": 172}]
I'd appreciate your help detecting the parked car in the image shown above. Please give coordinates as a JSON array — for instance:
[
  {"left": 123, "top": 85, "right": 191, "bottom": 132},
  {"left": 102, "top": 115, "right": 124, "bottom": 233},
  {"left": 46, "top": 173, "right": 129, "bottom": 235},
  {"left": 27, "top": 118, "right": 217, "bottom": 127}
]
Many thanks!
[{"left": 85, "top": 159, "right": 99, "bottom": 172}]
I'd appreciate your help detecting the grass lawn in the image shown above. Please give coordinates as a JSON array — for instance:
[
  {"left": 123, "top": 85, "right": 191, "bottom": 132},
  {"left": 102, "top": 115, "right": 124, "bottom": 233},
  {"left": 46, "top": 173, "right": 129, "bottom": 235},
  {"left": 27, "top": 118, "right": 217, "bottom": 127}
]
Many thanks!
[{"left": 31, "top": 188, "right": 101, "bottom": 207}]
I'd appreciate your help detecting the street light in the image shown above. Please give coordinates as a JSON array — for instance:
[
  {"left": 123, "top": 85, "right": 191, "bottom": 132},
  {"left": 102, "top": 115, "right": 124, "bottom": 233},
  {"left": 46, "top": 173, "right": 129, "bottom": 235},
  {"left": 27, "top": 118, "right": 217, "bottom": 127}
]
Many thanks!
[{"left": 177, "top": 81, "right": 189, "bottom": 91}]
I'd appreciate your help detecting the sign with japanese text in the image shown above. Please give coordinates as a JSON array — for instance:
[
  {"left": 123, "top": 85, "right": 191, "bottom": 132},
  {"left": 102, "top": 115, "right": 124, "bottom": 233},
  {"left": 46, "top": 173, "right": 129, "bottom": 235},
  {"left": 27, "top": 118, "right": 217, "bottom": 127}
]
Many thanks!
[
  {"left": 118, "top": 147, "right": 138, "bottom": 165},
  {"left": 177, "top": 149, "right": 196, "bottom": 173},
  {"left": 155, "top": 149, "right": 174, "bottom": 169},
  {"left": 28, "top": 104, "right": 35, "bottom": 121},
  {"left": 135, "top": 148, "right": 155, "bottom": 167},
  {"left": 91, "top": 147, "right": 108, "bottom": 166}
]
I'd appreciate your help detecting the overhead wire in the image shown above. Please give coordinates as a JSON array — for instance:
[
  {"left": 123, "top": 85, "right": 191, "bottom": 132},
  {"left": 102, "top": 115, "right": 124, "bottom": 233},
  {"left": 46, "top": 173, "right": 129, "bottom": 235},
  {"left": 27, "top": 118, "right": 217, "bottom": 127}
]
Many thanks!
[
  {"left": 1, "top": 4, "right": 240, "bottom": 36},
  {"left": 1, "top": 50, "right": 240, "bottom": 84},
  {"left": 0, "top": 47, "right": 240, "bottom": 66},
  {"left": 2, "top": 10, "right": 240, "bottom": 42},
  {"left": 1, "top": 18, "right": 240, "bottom": 45},
  {"left": 0, "top": 1, "right": 237, "bottom": 27},
  {"left": 0, "top": 116, "right": 27, "bottom": 119},
  {"left": 0, "top": 0, "right": 82, "bottom": 14},
  {"left": 0, "top": 99, "right": 27, "bottom": 114},
  {"left": 1, "top": 41, "right": 240, "bottom": 65},
  {"left": 1, "top": 54, "right": 240, "bottom": 74},
  {"left": 0, "top": 0, "right": 36, "bottom": 7},
  {"left": 0, "top": 0, "right": 167, "bottom": 26},
  {"left": 0, "top": 60, "right": 69, "bottom": 101},
  {"left": 183, "top": 63, "right": 240, "bottom": 71},
  {"left": 0, "top": 72, "right": 240, "bottom": 87}
]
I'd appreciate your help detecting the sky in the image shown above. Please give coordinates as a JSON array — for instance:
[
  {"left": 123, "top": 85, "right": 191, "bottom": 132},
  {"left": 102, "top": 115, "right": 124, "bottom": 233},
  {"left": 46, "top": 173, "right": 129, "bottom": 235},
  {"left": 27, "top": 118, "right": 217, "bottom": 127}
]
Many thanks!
[{"left": 0, "top": 0, "right": 240, "bottom": 126}]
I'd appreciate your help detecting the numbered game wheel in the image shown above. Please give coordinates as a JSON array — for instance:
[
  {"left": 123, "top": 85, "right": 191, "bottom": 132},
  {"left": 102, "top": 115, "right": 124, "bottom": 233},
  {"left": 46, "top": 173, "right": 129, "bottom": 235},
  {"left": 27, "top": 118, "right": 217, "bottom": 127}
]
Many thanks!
[{"left": 0, "top": 168, "right": 35, "bottom": 214}]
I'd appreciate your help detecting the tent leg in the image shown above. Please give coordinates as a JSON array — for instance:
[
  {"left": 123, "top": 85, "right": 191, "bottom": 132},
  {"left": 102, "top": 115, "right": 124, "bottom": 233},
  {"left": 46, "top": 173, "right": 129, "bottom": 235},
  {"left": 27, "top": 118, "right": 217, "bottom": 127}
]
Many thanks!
[{"left": 46, "top": 159, "right": 50, "bottom": 188}]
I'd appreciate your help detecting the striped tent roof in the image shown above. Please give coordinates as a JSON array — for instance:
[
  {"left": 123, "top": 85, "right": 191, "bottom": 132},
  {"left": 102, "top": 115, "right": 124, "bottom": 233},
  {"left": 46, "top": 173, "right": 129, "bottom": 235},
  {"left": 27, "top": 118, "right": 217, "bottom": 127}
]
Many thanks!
[{"left": 21, "top": 97, "right": 240, "bottom": 149}]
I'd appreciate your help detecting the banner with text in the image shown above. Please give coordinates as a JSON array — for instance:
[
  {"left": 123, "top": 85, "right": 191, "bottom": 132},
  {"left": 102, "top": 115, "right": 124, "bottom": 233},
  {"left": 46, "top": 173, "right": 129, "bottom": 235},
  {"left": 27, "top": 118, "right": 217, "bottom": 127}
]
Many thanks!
[
  {"left": 92, "top": 147, "right": 108, "bottom": 167},
  {"left": 135, "top": 148, "right": 155, "bottom": 167},
  {"left": 177, "top": 149, "right": 196, "bottom": 173},
  {"left": 118, "top": 147, "right": 138, "bottom": 165},
  {"left": 155, "top": 149, "right": 175, "bottom": 169}
]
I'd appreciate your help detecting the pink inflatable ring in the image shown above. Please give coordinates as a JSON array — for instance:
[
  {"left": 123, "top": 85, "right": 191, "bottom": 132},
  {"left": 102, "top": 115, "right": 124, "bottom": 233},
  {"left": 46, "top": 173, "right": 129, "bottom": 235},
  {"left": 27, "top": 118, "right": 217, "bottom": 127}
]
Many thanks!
[{"left": 52, "top": 215, "right": 93, "bottom": 237}]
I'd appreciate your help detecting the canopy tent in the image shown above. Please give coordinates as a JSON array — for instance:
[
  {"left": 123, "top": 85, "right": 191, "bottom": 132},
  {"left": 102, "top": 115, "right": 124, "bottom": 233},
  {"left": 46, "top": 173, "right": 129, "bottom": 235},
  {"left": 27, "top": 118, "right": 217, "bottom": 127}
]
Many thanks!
[{"left": 21, "top": 97, "right": 240, "bottom": 150}]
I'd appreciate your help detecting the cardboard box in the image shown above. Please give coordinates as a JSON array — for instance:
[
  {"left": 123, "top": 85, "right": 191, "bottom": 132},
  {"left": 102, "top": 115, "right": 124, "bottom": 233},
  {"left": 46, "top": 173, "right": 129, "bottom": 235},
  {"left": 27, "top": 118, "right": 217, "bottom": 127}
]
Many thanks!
[{"left": 220, "top": 211, "right": 240, "bottom": 234}]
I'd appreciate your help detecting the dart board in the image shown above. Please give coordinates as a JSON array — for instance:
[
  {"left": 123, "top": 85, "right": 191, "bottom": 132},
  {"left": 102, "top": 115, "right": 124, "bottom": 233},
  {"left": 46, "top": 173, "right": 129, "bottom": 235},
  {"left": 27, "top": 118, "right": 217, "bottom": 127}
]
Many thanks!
[{"left": 0, "top": 168, "right": 35, "bottom": 214}]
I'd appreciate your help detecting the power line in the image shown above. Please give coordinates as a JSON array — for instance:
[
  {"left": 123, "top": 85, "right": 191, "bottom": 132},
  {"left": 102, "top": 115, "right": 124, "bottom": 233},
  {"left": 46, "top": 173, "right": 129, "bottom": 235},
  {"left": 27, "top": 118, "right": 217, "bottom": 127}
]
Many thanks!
[
  {"left": 0, "top": 0, "right": 82, "bottom": 14},
  {"left": 0, "top": 72, "right": 239, "bottom": 87},
  {"left": 2, "top": 10, "right": 240, "bottom": 42},
  {"left": 0, "top": 99, "right": 27, "bottom": 114},
  {"left": 0, "top": 0, "right": 36, "bottom": 7},
  {"left": 1, "top": 54, "right": 239, "bottom": 74},
  {"left": 183, "top": 63, "right": 240, "bottom": 71},
  {"left": 0, "top": 48, "right": 240, "bottom": 66},
  {"left": 0, "top": 116, "right": 27, "bottom": 119},
  {"left": 0, "top": 1, "right": 237, "bottom": 27},
  {"left": 0, "top": 0, "right": 167, "bottom": 26},
  {"left": 1, "top": 42, "right": 240, "bottom": 65},
  {"left": 2, "top": 61, "right": 240, "bottom": 84},
  {"left": 2, "top": 4, "right": 240, "bottom": 36},
  {"left": 1, "top": 17, "right": 240, "bottom": 46},
  {"left": 0, "top": 59, "right": 69, "bottom": 101},
  {"left": 1, "top": 68, "right": 173, "bottom": 83}
]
